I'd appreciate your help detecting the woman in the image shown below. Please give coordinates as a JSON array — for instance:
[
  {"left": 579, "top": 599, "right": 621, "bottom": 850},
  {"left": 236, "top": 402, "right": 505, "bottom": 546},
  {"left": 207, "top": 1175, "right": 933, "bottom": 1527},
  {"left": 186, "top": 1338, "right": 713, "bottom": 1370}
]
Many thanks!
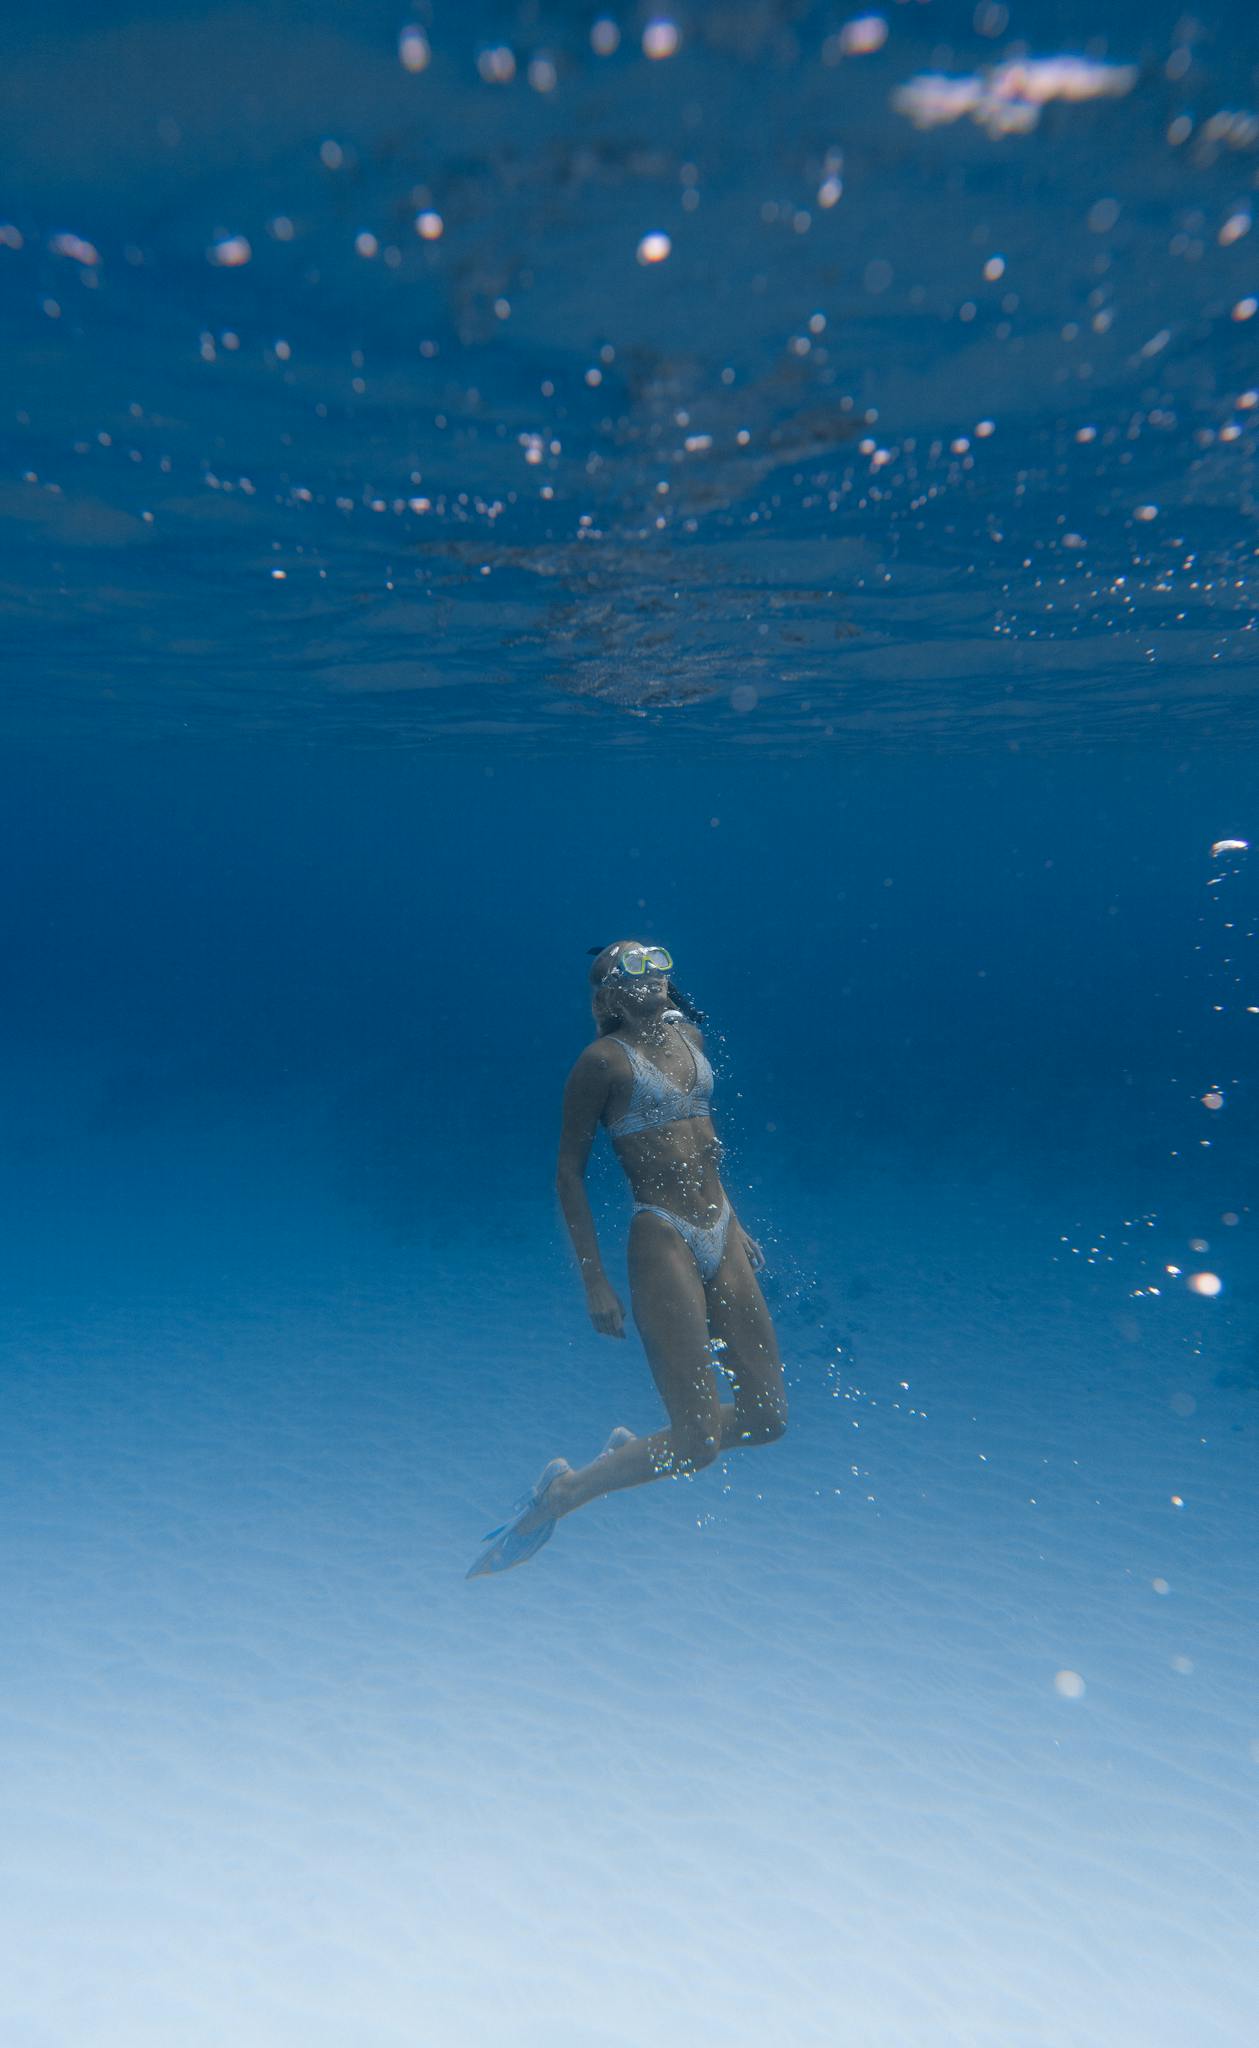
[{"left": 467, "top": 939, "right": 787, "bottom": 1578}]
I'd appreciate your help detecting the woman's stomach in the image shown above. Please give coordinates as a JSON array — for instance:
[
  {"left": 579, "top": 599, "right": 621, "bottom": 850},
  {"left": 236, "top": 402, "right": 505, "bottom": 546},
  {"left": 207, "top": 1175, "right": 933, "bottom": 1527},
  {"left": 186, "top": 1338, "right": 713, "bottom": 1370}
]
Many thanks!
[{"left": 615, "top": 1121, "right": 725, "bottom": 1216}]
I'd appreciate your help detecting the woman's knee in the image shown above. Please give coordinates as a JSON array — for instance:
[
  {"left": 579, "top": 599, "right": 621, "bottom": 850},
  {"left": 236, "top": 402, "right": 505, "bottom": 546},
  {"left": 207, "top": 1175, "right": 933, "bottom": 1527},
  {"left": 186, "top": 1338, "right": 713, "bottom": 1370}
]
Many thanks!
[
  {"left": 736, "top": 1393, "right": 788, "bottom": 1445},
  {"left": 669, "top": 1417, "right": 723, "bottom": 1474}
]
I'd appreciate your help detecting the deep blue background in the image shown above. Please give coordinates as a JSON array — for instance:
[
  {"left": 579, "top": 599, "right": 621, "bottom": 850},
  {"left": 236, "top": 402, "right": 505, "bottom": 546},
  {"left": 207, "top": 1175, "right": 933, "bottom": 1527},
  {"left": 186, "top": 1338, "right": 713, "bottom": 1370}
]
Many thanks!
[{"left": 2, "top": 4, "right": 1258, "bottom": 2042}]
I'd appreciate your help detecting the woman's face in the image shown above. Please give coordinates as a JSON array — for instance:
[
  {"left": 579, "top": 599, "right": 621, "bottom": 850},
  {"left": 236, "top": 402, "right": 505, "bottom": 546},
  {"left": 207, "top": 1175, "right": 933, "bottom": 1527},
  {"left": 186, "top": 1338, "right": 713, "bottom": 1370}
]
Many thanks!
[{"left": 591, "top": 941, "right": 670, "bottom": 1011}]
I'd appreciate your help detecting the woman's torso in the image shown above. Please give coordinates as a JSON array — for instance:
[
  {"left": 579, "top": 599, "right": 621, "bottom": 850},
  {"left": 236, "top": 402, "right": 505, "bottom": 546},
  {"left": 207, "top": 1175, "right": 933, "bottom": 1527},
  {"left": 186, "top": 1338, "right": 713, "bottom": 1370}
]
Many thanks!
[{"left": 599, "top": 1018, "right": 726, "bottom": 1219}]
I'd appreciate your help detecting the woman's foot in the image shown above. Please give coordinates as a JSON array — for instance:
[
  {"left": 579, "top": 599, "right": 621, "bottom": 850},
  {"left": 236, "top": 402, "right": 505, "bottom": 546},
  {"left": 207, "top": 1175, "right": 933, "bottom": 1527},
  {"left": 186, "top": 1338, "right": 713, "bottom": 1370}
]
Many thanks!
[
  {"left": 599, "top": 1426, "right": 636, "bottom": 1458},
  {"left": 513, "top": 1458, "right": 573, "bottom": 1533},
  {"left": 466, "top": 1458, "right": 572, "bottom": 1577}
]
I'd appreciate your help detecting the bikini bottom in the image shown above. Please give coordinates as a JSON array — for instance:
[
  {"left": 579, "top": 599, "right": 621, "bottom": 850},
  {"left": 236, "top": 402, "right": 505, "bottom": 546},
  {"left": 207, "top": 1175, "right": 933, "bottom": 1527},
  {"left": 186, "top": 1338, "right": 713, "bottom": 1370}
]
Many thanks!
[{"left": 632, "top": 1193, "right": 732, "bottom": 1285}]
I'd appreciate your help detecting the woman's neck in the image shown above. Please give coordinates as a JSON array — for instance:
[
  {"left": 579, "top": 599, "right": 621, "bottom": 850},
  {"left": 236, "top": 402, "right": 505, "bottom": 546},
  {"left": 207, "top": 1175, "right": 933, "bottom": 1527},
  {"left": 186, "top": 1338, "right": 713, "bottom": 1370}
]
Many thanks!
[{"left": 622, "top": 1011, "right": 675, "bottom": 1046}]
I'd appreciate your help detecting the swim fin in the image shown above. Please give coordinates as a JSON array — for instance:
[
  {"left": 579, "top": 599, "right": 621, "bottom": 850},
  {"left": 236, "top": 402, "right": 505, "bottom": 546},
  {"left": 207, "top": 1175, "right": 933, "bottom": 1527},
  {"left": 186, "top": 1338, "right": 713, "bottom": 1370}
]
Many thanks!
[{"left": 466, "top": 1458, "right": 570, "bottom": 1579}]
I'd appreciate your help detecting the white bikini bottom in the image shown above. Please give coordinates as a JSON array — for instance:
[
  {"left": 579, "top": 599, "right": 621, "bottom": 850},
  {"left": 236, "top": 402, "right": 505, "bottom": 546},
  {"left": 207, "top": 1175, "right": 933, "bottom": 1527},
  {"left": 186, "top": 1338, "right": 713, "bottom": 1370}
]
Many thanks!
[{"left": 632, "top": 1193, "right": 732, "bottom": 1284}]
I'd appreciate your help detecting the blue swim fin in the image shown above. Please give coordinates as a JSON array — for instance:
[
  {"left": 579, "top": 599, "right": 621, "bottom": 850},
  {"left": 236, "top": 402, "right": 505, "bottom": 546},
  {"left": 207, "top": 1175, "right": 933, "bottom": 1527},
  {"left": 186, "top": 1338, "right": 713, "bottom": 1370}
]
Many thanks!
[{"left": 466, "top": 1458, "right": 570, "bottom": 1579}]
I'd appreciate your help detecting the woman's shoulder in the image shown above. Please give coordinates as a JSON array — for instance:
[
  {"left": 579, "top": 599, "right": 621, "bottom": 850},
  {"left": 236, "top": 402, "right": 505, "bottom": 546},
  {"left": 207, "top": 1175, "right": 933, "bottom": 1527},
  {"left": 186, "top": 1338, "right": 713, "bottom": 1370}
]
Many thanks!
[
  {"left": 667, "top": 1011, "right": 704, "bottom": 1047},
  {"left": 574, "top": 1033, "right": 631, "bottom": 1072},
  {"left": 562, "top": 1036, "right": 625, "bottom": 1111}
]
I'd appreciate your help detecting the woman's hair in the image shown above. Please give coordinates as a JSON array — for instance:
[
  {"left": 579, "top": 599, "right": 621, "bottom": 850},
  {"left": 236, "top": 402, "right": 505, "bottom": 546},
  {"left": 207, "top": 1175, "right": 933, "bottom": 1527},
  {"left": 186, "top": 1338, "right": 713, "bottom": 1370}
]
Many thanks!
[{"left": 587, "top": 943, "right": 707, "bottom": 1035}]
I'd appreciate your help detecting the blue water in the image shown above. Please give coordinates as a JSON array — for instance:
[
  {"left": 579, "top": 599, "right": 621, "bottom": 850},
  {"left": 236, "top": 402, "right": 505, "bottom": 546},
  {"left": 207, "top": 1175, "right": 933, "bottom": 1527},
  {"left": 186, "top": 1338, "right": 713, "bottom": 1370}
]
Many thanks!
[{"left": 2, "top": 4, "right": 1258, "bottom": 2043}]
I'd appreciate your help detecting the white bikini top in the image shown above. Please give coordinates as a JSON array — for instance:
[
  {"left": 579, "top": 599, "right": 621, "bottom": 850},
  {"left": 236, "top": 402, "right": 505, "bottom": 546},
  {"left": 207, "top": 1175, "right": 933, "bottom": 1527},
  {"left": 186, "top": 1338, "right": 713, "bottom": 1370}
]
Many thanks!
[{"left": 605, "top": 1014, "right": 714, "bottom": 1139}]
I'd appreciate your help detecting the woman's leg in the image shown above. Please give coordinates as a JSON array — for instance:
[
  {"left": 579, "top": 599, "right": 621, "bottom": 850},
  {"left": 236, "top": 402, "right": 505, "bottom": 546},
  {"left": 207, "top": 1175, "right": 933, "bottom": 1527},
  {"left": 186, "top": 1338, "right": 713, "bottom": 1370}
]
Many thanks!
[
  {"left": 548, "top": 1209, "right": 747, "bottom": 1520},
  {"left": 552, "top": 1212, "right": 777, "bottom": 1523},
  {"left": 704, "top": 1229, "right": 789, "bottom": 1446}
]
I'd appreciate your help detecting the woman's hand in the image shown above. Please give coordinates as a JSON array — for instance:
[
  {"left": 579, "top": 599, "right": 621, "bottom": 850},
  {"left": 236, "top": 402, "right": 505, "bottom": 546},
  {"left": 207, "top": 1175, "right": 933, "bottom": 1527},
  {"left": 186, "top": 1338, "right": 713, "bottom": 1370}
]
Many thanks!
[
  {"left": 585, "top": 1275, "right": 627, "bottom": 1339},
  {"left": 738, "top": 1226, "right": 767, "bottom": 1271}
]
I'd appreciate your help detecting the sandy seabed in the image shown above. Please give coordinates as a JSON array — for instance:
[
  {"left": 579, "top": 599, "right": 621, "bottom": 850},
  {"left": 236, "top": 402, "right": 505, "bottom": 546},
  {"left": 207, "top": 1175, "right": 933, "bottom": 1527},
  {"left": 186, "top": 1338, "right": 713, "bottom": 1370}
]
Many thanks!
[{"left": 1, "top": 1138, "right": 1255, "bottom": 2047}]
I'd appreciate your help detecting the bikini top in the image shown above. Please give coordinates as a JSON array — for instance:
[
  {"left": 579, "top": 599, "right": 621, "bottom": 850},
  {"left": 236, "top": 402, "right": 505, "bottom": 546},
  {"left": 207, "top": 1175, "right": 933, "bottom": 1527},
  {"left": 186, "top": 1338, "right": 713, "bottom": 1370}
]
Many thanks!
[{"left": 605, "top": 1013, "right": 715, "bottom": 1140}]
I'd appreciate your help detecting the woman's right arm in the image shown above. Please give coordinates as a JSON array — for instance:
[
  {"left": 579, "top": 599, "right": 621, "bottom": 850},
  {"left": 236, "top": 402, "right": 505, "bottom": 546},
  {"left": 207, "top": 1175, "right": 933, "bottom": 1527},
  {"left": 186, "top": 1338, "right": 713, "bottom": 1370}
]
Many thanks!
[{"left": 555, "top": 1047, "right": 627, "bottom": 1339}]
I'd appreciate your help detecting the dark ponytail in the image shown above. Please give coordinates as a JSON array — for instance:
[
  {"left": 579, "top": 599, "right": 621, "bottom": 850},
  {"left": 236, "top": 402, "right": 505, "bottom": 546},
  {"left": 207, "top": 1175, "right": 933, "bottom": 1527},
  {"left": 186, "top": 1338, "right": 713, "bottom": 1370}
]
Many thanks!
[{"left": 666, "top": 979, "right": 707, "bottom": 1028}]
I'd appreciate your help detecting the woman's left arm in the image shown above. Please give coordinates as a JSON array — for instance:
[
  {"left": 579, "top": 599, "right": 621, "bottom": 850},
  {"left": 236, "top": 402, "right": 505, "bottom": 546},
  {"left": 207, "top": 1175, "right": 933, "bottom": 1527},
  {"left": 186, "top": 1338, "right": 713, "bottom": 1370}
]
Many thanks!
[
  {"left": 728, "top": 1205, "right": 767, "bottom": 1271},
  {"left": 732, "top": 1212, "right": 761, "bottom": 1261},
  {"left": 682, "top": 1018, "right": 768, "bottom": 1272}
]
